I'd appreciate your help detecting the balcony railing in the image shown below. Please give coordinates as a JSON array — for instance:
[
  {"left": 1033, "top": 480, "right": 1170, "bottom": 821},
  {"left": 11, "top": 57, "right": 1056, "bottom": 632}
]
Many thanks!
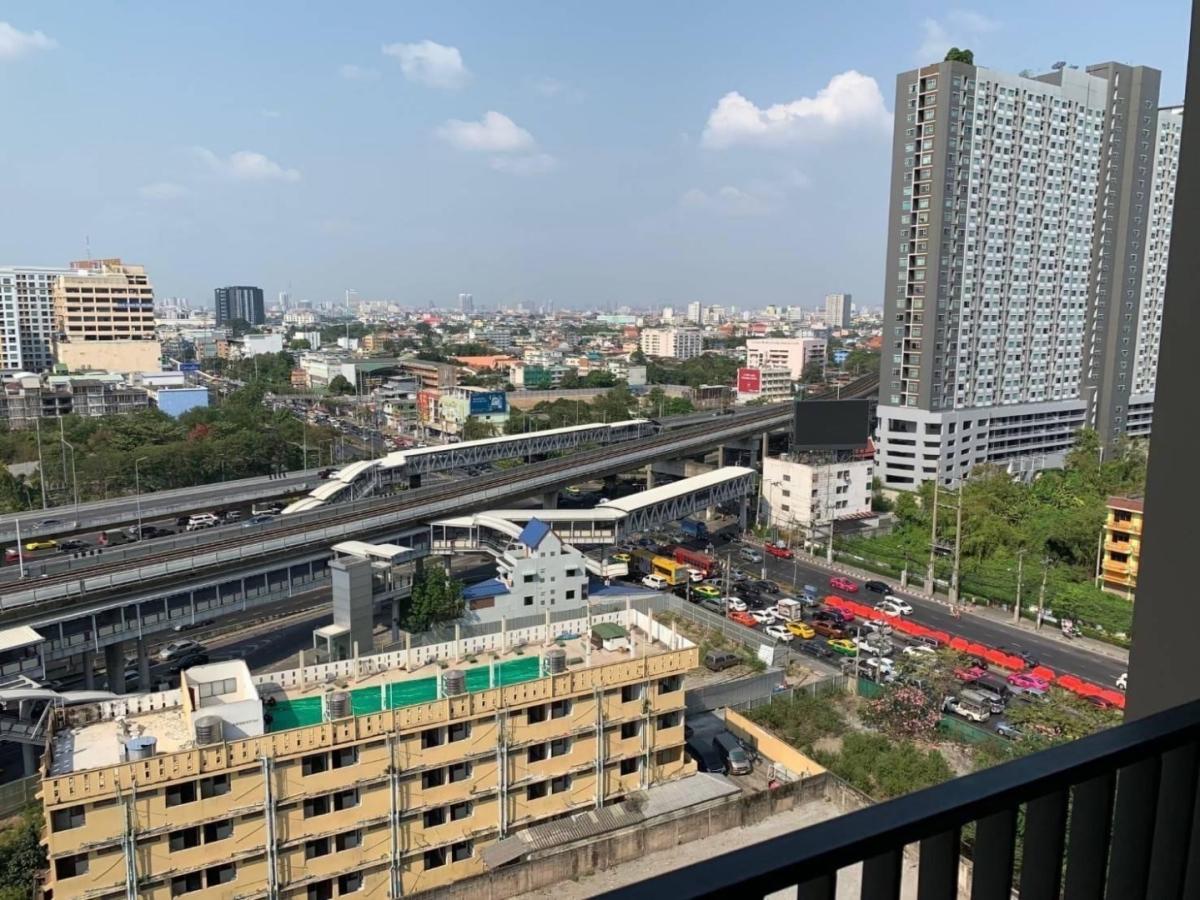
[{"left": 602, "top": 698, "right": 1200, "bottom": 899}]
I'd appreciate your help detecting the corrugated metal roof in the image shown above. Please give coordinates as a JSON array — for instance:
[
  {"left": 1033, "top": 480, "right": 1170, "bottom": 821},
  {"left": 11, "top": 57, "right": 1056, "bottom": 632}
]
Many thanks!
[
  {"left": 482, "top": 772, "right": 739, "bottom": 869},
  {"left": 591, "top": 623, "right": 627, "bottom": 640},
  {"left": 604, "top": 466, "right": 755, "bottom": 513},
  {"left": 517, "top": 518, "right": 553, "bottom": 549}
]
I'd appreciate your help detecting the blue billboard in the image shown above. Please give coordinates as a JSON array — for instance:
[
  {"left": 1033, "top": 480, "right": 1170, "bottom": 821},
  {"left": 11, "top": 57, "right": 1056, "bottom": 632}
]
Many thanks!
[
  {"left": 469, "top": 391, "right": 508, "bottom": 415},
  {"left": 179, "top": 361, "right": 201, "bottom": 373},
  {"left": 832, "top": 349, "right": 850, "bottom": 365}
]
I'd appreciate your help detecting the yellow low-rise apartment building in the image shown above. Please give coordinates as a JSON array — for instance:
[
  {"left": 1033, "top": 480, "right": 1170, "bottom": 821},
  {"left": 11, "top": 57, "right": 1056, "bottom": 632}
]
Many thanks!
[
  {"left": 39, "top": 608, "right": 696, "bottom": 899},
  {"left": 1100, "top": 495, "right": 1144, "bottom": 598}
]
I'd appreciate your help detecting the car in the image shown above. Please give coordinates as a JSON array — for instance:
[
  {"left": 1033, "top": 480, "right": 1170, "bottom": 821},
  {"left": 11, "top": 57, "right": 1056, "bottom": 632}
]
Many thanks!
[
  {"left": 1116, "top": 672, "right": 1128, "bottom": 691},
  {"left": 902, "top": 644, "right": 936, "bottom": 657},
  {"left": 693, "top": 584, "right": 721, "bottom": 600},
  {"left": 688, "top": 568, "right": 705, "bottom": 583},
  {"left": 32, "top": 519, "right": 65, "bottom": 531},
  {"left": 749, "top": 609, "right": 778, "bottom": 626},
  {"left": 729, "top": 611, "right": 758, "bottom": 628},
  {"left": 862, "top": 619, "right": 895, "bottom": 637},
  {"left": 996, "top": 721, "right": 1023, "bottom": 740},
  {"left": 167, "top": 650, "right": 209, "bottom": 673},
  {"left": 861, "top": 657, "right": 896, "bottom": 681},
  {"left": 219, "top": 509, "right": 242, "bottom": 522},
  {"left": 765, "top": 543, "right": 793, "bottom": 559},
  {"left": 56, "top": 539, "right": 89, "bottom": 552},
  {"left": 751, "top": 580, "right": 780, "bottom": 595},
  {"left": 186, "top": 513, "right": 220, "bottom": 531},
  {"left": 1085, "top": 695, "right": 1116, "bottom": 710},
  {"left": 24, "top": 539, "right": 57, "bottom": 551},
  {"left": 725, "top": 597, "right": 747, "bottom": 612},
  {"left": 738, "top": 548, "right": 763, "bottom": 563},
  {"left": 825, "top": 605, "right": 856, "bottom": 624},
  {"left": 786, "top": 621, "right": 815, "bottom": 639},
  {"left": 242, "top": 515, "right": 275, "bottom": 527},
  {"left": 881, "top": 596, "right": 913, "bottom": 615},
  {"left": 854, "top": 636, "right": 894, "bottom": 657},
  {"left": 827, "top": 639, "right": 857, "bottom": 656},
  {"left": 730, "top": 568, "right": 751, "bottom": 581},
  {"left": 611, "top": 552, "right": 631, "bottom": 563},
  {"left": 158, "top": 639, "right": 203, "bottom": 662},
  {"left": 954, "top": 665, "right": 988, "bottom": 683},
  {"left": 811, "top": 621, "right": 846, "bottom": 639},
  {"left": 173, "top": 619, "right": 215, "bottom": 632},
  {"left": 317, "top": 468, "right": 336, "bottom": 479},
  {"left": 874, "top": 599, "right": 909, "bottom": 617},
  {"left": 997, "top": 645, "right": 1040, "bottom": 668},
  {"left": 2, "top": 548, "right": 18, "bottom": 564},
  {"left": 643, "top": 574, "right": 671, "bottom": 591},
  {"left": 812, "top": 609, "right": 841, "bottom": 624},
  {"left": 685, "top": 740, "right": 726, "bottom": 775},
  {"left": 864, "top": 580, "right": 891, "bottom": 595},
  {"left": 829, "top": 576, "right": 858, "bottom": 593},
  {"left": 703, "top": 650, "right": 740, "bottom": 672},
  {"left": 764, "top": 624, "right": 793, "bottom": 642},
  {"left": 1007, "top": 673, "right": 1051, "bottom": 691}
]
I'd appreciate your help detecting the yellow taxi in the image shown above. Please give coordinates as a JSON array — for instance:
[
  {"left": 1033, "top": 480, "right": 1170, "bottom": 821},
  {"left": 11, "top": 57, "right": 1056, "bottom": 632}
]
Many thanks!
[
  {"left": 786, "top": 621, "right": 815, "bottom": 639},
  {"left": 24, "top": 539, "right": 58, "bottom": 552}
]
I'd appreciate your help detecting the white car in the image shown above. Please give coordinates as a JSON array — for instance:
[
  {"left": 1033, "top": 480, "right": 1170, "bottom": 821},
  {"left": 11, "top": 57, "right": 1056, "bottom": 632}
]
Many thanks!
[
  {"left": 861, "top": 657, "right": 895, "bottom": 680},
  {"left": 902, "top": 644, "right": 936, "bottom": 657},
  {"left": 641, "top": 574, "right": 669, "bottom": 590},
  {"left": 725, "top": 597, "right": 747, "bottom": 612},
  {"left": 1116, "top": 672, "right": 1127, "bottom": 691},
  {"left": 882, "top": 596, "right": 913, "bottom": 614},
  {"left": 764, "top": 625, "right": 794, "bottom": 642},
  {"left": 689, "top": 568, "right": 705, "bottom": 583},
  {"left": 875, "top": 598, "right": 910, "bottom": 617},
  {"left": 158, "top": 639, "right": 202, "bottom": 662},
  {"left": 854, "top": 636, "right": 893, "bottom": 657},
  {"left": 862, "top": 619, "right": 894, "bottom": 636},
  {"left": 750, "top": 609, "right": 777, "bottom": 626}
]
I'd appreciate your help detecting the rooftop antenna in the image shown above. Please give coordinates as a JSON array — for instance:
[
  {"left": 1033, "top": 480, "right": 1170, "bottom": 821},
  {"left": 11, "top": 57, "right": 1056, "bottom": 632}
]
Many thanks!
[
  {"left": 1051, "top": 61, "right": 1067, "bottom": 71},
  {"left": 85, "top": 235, "right": 92, "bottom": 261}
]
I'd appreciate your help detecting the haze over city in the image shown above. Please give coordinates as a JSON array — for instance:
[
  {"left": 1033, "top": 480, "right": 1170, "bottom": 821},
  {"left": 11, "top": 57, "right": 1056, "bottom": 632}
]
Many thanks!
[{"left": 0, "top": 1, "right": 1189, "bottom": 307}]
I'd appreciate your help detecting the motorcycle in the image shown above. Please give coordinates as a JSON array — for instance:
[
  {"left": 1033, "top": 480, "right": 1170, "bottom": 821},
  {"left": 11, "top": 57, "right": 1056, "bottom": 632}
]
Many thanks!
[{"left": 1060, "top": 618, "right": 1082, "bottom": 639}]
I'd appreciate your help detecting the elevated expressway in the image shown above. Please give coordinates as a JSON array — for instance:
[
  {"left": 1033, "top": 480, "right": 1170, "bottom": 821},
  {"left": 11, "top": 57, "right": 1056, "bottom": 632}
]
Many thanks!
[{"left": 0, "top": 405, "right": 794, "bottom": 670}]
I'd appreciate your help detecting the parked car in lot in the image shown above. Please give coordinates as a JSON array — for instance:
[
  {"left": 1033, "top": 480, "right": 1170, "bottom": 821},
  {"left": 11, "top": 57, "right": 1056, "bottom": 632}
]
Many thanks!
[
  {"left": 829, "top": 576, "right": 858, "bottom": 593},
  {"left": 764, "top": 624, "right": 793, "bottom": 642},
  {"left": 712, "top": 733, "right": 753, "bottom": 775},
  {"left": 685, "top": 740, "right": 726, "bottom": 774},
  {"left": 996, "top": 721, "right": 1023, "bottom": 740},
  {"left": 158, "top": 639, "right": 204, "bottom": 662},
  {"left": 811, "top": 621, "right": 846, "bottom": 639},
  {"left": 703, "top": 650, "right": 739, "bottom": 672},
  {"left": 786, "top": 621, "right": 815, "bottom": 639},
  {"left": 863, "top": 580, "right": 891, "bottom": 596}
]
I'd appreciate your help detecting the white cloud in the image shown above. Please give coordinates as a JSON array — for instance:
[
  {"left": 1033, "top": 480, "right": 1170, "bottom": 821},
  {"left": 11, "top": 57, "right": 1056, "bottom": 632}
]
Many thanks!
[
  {"left": 529, "top": 77, "right": 583, "bottom": 102},
  {"left": 915, "top": 11, "right": 998, "bottom": 63},
  {"left": 0, "top": 22, "right": 56, "bottom": 61},
  {"left": 195, "top": 148, "right": 301, "bottom": 183},
  {"left": 490, "top": 153, "right": 557, "bottom": 176},
  {"left": 138, "top": 182, "right": 189, "bottom": 201},
  {"left": 436, "top": 111, "right": 535, "bottom": 153},
  {"left": 681, "top": 186, "right": 773, "bottom": 217},
  {"left": 701, "top": 71, "right": 891, "bottom": 149},
  {"left": 339, "top": 63, "right": 379, "bottom": 81},
  {"left": 382, "top": 39, "right": 468, "bottom": 89}
]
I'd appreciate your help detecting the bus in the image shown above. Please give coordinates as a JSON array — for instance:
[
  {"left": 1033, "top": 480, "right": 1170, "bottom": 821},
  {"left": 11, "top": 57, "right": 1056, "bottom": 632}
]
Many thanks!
[{"left": 630, "top": 550, "right": 692, "bottom": 586}]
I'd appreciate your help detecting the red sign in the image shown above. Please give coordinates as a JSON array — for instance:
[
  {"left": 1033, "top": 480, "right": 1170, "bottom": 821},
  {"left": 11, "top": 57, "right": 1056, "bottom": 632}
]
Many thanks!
[
  {"left": 737, "top": 367, "right": 762, "bottom": 394},
  {"left": 417, "top": 389, "right": 439, "bottom": 422}
]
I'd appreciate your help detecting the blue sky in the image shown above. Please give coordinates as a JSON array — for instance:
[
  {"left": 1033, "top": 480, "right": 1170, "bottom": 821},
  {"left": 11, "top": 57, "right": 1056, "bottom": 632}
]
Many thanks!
[{"left": 0, "top": 2, "right": 1190, "bottom": 310}]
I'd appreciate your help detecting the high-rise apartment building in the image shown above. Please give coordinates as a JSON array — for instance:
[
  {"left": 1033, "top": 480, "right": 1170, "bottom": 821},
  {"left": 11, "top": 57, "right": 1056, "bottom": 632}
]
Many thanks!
[
  {"left": 214, "top": 285, "right": 266, "bottom": 326},
  {"left": 53, "top": 259, "right": 161, "bottom": 373},
  {"left": 824, "top": 293, "right": 852, "bottom": 329},
  {"left": 639, "top": 327, "right": 702, "bottom": 360},
  {"left": 40, "top": 610, "right": 695, "bottom": 897},
  {"left": 745, "top": 337, "right": 827, "bottom": 380},
  {"left": 0, "top": 266, "right": 70, "bottom": 373},
  {"left": 686, "top": 301, "right": 703, "bottom": 324},
  {"left": 458, "top": 292, "right": 474, "bottom": 313},
  {"left": 876, "top": 60, "right": 1173, "bottom": 489}
]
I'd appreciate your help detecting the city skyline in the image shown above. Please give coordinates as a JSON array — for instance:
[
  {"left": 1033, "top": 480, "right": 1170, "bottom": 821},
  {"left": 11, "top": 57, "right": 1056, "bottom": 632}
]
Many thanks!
[{"left": 0, "top": 2, "right": 1189, "bottom": 308}]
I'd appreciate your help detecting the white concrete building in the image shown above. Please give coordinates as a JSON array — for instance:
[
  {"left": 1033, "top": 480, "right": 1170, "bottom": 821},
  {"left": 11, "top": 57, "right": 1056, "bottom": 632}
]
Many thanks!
[
  {"left": 468, "top": 520, "right": 589, "bottom": 623},
  {"left": 824, "top": 293, "right": 852, "bottom": 329},
  {"left": 686, "top": 301, "right": 703, "bottom": 324},
  {"left": 639, "top": 327, "right": 702, "bottom": 360},
  {"left": 241, "top": 333, "right": 285, "bottom": 357},
  {"left": 736, "top": 366, "right": 793, "bottom": 404},
  {"left": 0, "top": 266, "right": 70, "bottom": 374},
  {"left": 761, "top": 453, "right": 873, "bottom": 532},
  {"left": 745, "top": 338, "right": 827, "bottom": 379}
]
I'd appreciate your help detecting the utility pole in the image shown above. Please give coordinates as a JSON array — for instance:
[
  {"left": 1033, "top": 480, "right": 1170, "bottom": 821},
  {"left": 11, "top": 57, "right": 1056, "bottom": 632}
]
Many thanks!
[
  {"left": 1094, "top": 529, "right": 1105, "bottom": 588},
  {"left": 948, "top": 493, "right": 963, "bottom": 606},
  {"left": 1013, "top": 549, "right": 1025, "bottom": 624},
  {"left": 34, "top": 418, "right": 47, "bottom": 510},
  {"left": 1036, "top": 558, "right": 1049, "bottom": 630},
  {"left": 925, "top": 481, "right": 939, "bottom": 592}
]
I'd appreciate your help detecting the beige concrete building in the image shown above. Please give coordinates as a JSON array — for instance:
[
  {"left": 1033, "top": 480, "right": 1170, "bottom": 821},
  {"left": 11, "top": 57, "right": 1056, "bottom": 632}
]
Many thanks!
[
  {"left": 638, "top": 327, "right": 702, "bottom": 360},
  {"left": 40, "top": 608, "right": 695, "bottom": 898},
  {"left": 53, "top": 259, "right": 161, "bottom": 373}
]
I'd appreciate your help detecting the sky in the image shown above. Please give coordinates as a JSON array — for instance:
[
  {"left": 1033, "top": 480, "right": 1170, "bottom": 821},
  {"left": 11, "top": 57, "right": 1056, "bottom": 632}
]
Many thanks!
[{"left": 0, "top": 2, "right": 1191, "bottom": 311}]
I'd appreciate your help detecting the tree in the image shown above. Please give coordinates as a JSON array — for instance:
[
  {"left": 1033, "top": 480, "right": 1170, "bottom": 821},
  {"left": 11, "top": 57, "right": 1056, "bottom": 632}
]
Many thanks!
[
  {"left": 629, "top": 347, "right": 648, "bottom": 365},
  {"left": 862, "top": 683, "right": 942, "bottom": 740},
  {"left": 0, "top": 809, "right": 46, "bottom": 896},
  {"left": 289, "top": 338, "right": 311, "bottom": 351},
  {"left": 945, "top": 47, "right": 974, "bottom": 64},
  {"left": 227, "top": 318, "right": 254, "bottom": 338},
  {"left": 327, "top": 375, "right": 355, "bottom": 396},
  {"left": 1005, "top": 690, "right": 1120, "bottom": 750},
  {"left": 461, "top": 418, "right": 497, "bottom": 441},
  {"left": 408, "top": 565, "right": 465, "bottom": 630},
  {"left": 801, "top": 361, "right": 824, "bottom": 385}
]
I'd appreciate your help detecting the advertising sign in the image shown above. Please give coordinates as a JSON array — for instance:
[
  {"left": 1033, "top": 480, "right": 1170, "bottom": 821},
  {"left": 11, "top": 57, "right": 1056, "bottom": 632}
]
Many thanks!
[
  {"left": 179, "top": 362, "right": 200, "bottom": 373},
  {"left": 736, "top": 367, "right": 762, "bottom": 395},
  {"left": 417, "top": 389, "right": 439, "bottom": 422},
  {"left": 468, "top": 391, "right": 508, "bottom": 415}
]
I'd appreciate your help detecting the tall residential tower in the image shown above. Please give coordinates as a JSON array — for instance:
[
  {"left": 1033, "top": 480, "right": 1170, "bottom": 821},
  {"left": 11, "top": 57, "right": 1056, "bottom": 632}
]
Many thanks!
[
  {"left": 876, "top": 60, "right": 1175, "bottom": 489},
  {"left": 214, "top": 285, "right": 266, "bottom": 326},
  {"left": 824, "top": 293, "right": 852, "bottom": 329}
]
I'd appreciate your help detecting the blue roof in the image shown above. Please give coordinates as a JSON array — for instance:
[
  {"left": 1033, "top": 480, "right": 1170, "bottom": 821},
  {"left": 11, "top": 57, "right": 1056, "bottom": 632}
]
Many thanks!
[
  {"left": 463, "top": 578, "right": 507, "bottom": 600},
  {"left": 517, "top": 518, "right": 553, "bottom": 549}
]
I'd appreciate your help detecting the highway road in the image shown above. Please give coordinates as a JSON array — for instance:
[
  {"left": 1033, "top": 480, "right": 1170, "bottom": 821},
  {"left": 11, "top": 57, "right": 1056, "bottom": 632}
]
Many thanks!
[{"left": 707, "top": 540, "right": 1126, "bottom": 689}]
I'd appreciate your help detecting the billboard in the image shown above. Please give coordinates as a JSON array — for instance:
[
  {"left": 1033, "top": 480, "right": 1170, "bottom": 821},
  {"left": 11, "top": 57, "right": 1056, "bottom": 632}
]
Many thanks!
[
  {"left": 832, "top": 349, "right": 850, "bottom": 365},
  {"left": 417, "top": 389, "right": 439, "bottom": 422},
  {"left": 468, "top": 391, "right": 508, "bottom": 415},
  {"left": 179, "top": 361, "right": 200, "bottom": 373},
  {"left": 736, "top": 367, "right": 762, "bottom": 395},
  {"left": 792, "top": 398, "right": 869, "bottom": 450}
]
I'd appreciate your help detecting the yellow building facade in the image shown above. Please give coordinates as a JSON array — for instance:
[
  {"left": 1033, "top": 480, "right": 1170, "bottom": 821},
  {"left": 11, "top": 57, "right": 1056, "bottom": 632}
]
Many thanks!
[
  {"left": 1100, "top": 496, "right": 1143, "bottom": 598},
  {"left": 52, "top": 259, "right": 161, "bottom": 373},
  {"left": 40, "top": 611, "right": 696, "bottom": 899}
]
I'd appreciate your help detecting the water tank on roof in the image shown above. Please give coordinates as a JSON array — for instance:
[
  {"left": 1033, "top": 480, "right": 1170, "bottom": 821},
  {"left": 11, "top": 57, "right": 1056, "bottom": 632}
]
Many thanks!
[
  {"left": 442, "top": 669, "right": 466, "bottom": 697},
  {"left": 194, "top": 716, "right": 224, "bottom": 746},
  {"left": 326, "top": 691, "right": 351, "bottom": 720},
  {"left": 545, "top": 648, "right": 567, "bottom": 675},
  {"left": 125, "top": 736, "right": 157, "bottom": 761}
]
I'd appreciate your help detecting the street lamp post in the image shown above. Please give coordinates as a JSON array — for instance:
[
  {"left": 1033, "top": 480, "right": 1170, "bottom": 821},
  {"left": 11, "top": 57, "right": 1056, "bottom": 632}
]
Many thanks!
[
  {"left": 134, "top": 456, "right": 149, "bottom": 539},
  {"left": 60, "top": 438, "right": 79, "bottom": 518}
]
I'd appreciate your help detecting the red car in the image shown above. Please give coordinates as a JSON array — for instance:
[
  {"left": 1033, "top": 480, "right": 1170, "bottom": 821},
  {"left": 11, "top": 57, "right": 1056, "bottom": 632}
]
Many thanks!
[
  {"left": 2, "top": 548, "right": 18, "bottom": 565},
  {"left": 829, "top": 576, "right": 858, "bottom": 593},
  {"left": 729, "top": 610, "right": 758, "bottom": 627},
  {"left": 822, "top": 599, "right": 856, "bottom": 623},
  {"left": 765, "top": 543, "right": 793, "bottom": 560},
  {"left": 954, "top": 666, "right": 987, "bottom": 683}
]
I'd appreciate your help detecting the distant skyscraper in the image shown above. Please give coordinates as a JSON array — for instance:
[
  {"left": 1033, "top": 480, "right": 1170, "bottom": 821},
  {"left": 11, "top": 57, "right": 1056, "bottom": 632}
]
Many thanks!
[
  {"left": 278, "top": 290, "right": 291, "bottom": 310},
  {"left": 0, "top": 266, "right": 69, "bottom": 373},
  {"left": 214, "top": 286, "right": 266, "bottom": 326},
  {"left": 459, "top": 292, "right": 474, "bottom": 313},
  {"left": 824, "top": 293, "right": 852, "bottom": 329},
  {"left": 876, "top": 59, "right": 1171, "bottom": 490},
  {"left": 686, "top": 301, "right": 703, "bottom": 324},
  {"left": 661, "top": 306, "right": 675, "bottom": 321}
]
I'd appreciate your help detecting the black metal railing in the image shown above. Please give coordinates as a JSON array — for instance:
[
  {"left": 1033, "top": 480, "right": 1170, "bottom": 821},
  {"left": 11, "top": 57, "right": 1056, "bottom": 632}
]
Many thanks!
[{"left": 600, "top": 698, "right": 1200, "bottom": 899}]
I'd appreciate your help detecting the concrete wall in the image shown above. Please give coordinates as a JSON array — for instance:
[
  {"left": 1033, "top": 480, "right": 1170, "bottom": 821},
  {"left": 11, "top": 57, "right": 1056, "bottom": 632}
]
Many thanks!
[
  {"left": 57, "top": 340, "right": 162, "bottom": 374},
  {"left": 724, "top": 709, "right": 826, "bottom": 778}
]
